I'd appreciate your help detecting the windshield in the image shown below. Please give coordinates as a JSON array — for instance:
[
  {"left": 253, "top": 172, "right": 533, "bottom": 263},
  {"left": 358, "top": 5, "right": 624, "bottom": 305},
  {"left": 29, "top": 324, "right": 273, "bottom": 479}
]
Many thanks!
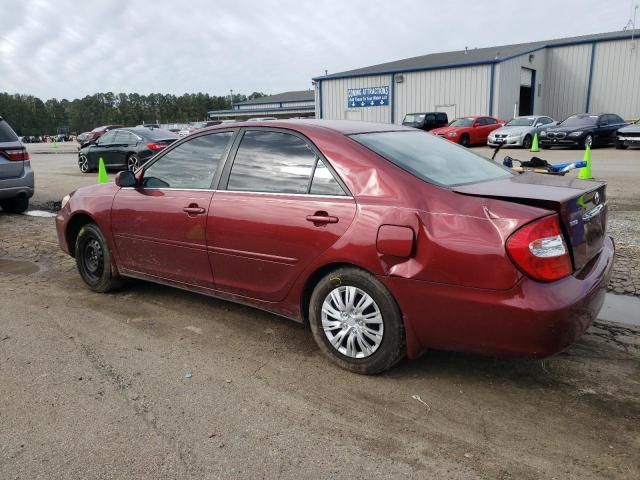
[
  {"left": 449, "top": 118, "right": 474, "bottom": 127},
  {"left": 403, "top": 114, "right": 425, "bottom": 124},
  {"left": 351, "top": 131, "right": 513, "bottom": 187},
  {"left": 560, "top": 115, "right": 598, "bottom": 128},
  {"left": 506, "top": 117, "right": 535, "bottom": 126}
]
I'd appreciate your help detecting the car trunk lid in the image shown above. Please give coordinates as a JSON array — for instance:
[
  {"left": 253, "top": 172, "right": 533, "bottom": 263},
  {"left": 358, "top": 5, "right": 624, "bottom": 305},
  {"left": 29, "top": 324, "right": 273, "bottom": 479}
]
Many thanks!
[{"left": 453, "top": 172, "right": 607, "bottom": 272}]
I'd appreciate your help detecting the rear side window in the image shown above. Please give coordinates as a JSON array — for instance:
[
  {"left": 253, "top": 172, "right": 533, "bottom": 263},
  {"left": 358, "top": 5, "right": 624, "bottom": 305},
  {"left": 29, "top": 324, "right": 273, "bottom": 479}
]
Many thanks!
[
  {"left": 227, "top": 130, "right": 318, "bottom": 194},
  {"left": 0, "top": 120, "right": 19, "bottom": 142},
  {"left": 352, "top": 131, "right": 513, "bottom": 187},
  {"left": 310, "top": 159, "right": 345, "bottom": 196},
  {"left": 143, "top": 132, "right": 234, "bottom": 189}
]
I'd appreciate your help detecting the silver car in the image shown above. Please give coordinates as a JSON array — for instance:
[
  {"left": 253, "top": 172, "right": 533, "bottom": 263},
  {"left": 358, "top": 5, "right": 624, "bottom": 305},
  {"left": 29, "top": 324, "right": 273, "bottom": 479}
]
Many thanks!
[
  {"left": 487, "top": 115, "right": 557, "bottom": 149},
  {"left": 0, "top": 116, "right": 34, "bottom": 213},
  {"left": 616, "top": 118, "right": 640, "bottom": 149}
]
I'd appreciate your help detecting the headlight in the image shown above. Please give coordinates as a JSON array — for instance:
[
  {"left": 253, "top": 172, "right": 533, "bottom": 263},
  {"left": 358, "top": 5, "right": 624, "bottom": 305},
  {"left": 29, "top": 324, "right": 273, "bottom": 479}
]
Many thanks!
[
  {"left": 447, "top": 131, "right": 458, "bottom": 137},
  {"left": 569, "top": 131, "right": 583, "bottom": 137},
  {"left": 61, "top": 194, "right": 70, "bottom": 209},
  {"left": 540, "top": 131, "right": 547, "bottom": 137}
]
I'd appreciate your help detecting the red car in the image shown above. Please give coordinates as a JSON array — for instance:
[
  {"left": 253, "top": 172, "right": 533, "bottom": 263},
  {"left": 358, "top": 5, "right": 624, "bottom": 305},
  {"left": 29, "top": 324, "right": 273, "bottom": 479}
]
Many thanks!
[
  {"left": 431, "top": 115, "right": 505, "bottom": 146},
  {"left": 55, "top": 120, "right": 614, "bottom": 374}
]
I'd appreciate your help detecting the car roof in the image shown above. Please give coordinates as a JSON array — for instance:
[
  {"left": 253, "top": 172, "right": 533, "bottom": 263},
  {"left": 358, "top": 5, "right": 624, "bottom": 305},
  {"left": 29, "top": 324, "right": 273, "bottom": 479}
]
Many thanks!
[{"left": 202, "top": 119, "right": 414, "bottom": 135}]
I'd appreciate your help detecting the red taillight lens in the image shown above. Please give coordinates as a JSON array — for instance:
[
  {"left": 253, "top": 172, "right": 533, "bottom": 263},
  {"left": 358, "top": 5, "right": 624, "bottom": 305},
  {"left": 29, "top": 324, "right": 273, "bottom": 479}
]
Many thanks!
[
  {"left": 147, "top": 143, "right": 166, "bottom": 151},
  {"left": 506, "top": 215, "right": 572, "bottom": 282},
  {"left": 1, "top": 148, "right": 29, "bottom": 161}
]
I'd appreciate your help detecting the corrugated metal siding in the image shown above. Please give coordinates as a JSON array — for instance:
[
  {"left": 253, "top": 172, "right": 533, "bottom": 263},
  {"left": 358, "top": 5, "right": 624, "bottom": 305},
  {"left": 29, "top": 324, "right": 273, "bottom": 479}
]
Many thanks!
[
  {"left": 542, "top": 44, "right": 592, "bottom": 120},
  {"left": 394, "top": 65, "right": 491, "bottom": 123},
  {"left": 321, "top": 74, "right": 392, "bottom": 123},
  {"left": 589, "top": 39, "right": 640, "bottom": 119},
  {"left": 493, "top": 49, "right": 547, "bottom": 119}
]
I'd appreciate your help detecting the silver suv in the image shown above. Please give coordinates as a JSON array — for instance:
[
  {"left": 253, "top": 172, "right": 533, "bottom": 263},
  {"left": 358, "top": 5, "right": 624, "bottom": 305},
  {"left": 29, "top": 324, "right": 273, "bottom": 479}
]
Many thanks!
[{"left": 0, "top": 116, "right": 34, "bottom": 213}]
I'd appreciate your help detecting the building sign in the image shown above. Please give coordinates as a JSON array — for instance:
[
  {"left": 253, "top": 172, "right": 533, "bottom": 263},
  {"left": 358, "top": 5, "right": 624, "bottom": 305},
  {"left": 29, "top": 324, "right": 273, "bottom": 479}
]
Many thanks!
[{"left": 347, "top": 86, "right": 389, "bottom": 108}]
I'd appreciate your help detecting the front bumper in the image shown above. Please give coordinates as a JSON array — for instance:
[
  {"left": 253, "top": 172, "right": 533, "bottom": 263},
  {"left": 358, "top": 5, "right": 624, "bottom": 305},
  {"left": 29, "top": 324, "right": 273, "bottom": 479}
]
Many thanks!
[
  {"left": 380, "top": 235, "right": 615, "bottom": 359},
  {"left": 0, "top": 161, "right": 35, "bottom": 200},
  {"left": 540, "top": 137, "right": 581, "bottom": 147},
  {"left": 617, "top": 136, "right": 640, "bottom": 146},
  {"left": 488, "top": 136, "right": 523, "bottom": 147}
]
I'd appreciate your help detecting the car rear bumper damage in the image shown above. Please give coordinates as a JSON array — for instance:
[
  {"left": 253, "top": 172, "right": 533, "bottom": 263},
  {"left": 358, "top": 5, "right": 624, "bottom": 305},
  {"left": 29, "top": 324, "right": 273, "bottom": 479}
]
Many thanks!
[
  {"left": 0, "top": 163, "right": 34, "bottom": 200},
  {"left": 380, "top": 235, "right": 615, "bottom": 359}
]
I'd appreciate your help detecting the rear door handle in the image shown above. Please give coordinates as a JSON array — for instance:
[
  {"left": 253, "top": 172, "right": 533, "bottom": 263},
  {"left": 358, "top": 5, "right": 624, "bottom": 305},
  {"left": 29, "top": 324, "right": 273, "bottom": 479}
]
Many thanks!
[
  {"left": 183, "top": 205, "right": 206, "bottom": 215},
  {"left": 306, "top": 212, "right": 338, "bottom": 224}
]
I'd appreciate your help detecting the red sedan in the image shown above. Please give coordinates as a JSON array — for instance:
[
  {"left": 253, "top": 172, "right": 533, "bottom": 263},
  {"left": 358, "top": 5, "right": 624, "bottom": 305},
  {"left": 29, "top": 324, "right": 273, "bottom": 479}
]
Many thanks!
[
  {"left": 431, "top": 115, "right": 505, "bottom": 146},
  {"left": 56, "top": 120, "right": 614, "bottom": 374}
]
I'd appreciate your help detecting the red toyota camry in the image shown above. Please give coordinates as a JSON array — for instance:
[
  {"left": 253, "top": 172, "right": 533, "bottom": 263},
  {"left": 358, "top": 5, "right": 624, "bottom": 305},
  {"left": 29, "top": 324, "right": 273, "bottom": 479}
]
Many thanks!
[{"left": 56, "top": 120, "right": 614, "bottom": 374}]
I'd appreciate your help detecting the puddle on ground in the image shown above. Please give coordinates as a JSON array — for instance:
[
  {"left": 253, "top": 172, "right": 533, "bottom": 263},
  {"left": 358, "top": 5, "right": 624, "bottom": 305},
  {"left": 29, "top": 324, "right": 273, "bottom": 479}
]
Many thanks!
[
  {"left": 22, "top": 210, "right": 57, "bottom": 218},
  {"left": 599, "top": 293, "right": 640, "bottom": 327},
  {"left": 0, "top": 258, "right": 41, "bottom": 275}
]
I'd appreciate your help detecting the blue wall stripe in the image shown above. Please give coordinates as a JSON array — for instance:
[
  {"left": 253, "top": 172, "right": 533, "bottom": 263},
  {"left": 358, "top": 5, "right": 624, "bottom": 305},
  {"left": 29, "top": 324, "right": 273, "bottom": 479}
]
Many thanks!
[
  {"left": 585, "top": 43, "right": 596, "bottom": 112},
  {"left": 318, "top": 80, "right": 323, "bottom": 119},
  {"left": 488, "top": 64, "right": 495, "bottom": 115},
  {"left": 390, "top": 74, "right": 396, "bottom": 124}
]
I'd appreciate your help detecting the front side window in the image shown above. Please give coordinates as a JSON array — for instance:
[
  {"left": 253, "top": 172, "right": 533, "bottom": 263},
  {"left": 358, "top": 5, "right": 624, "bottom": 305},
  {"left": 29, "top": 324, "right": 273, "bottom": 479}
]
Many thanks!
[
  {"left": 227, "top": 130, "right": 318, "bottom": 194},
  {"left": 352, "top": 130, "right": 513, "bottom": 187},
  {"left": 143, "top": 132, "right": 234, "bottom": 189}
]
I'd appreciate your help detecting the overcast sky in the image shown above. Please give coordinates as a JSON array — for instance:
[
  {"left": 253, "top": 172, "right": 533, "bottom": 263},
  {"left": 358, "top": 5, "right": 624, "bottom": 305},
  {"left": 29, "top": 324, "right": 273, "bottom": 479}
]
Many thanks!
[{"left": 0, "top": 0, "right": 636, "bottom": 100}]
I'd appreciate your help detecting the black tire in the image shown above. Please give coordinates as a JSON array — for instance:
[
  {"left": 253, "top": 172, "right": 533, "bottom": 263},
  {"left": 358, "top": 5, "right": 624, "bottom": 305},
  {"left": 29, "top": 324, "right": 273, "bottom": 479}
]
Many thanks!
[
  {"left": 75, "top": 223, "right": 122, "bottom": 293},
  {"left": 78, "top": 154, "right": 93, "bottom": 173},
  {"left": 522, "top": 135, "right": 532, "bottom": 149},
  {"left": 0, "top": 196, "right": 29, "bottom": 214},
  {"left": 459, "top": 134, "right": 470, "bottom": 147},
  {"left": 581, "top": 134, "right": 593, "bottom": 149},
  {"left": 615, "top": 142, "right": 628, "bottom": 150},
  {"left": 308, "top": 267, "right": 406, "bottom": 374},
  {"left": 126, "top": 154, "right": 140, "bottom": 172}
]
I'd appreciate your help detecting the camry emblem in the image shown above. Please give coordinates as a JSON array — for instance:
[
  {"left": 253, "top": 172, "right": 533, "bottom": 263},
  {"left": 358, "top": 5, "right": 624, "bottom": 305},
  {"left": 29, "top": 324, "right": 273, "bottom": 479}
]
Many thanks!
[{"left": 593, "top": 192, "right": 600, "bottom": 205}]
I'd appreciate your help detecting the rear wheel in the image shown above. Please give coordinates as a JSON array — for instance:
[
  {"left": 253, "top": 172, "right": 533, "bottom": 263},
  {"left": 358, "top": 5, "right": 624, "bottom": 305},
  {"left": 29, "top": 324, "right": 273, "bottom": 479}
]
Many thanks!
[
  {"left": 459, "top": 134, "right": 470, "bottom": 147},
  {"left": 309, "top": 268, "right": 406, "bottom": 374},
  {"left": 522, "top": 135, "right": 532, "bottom": 149},
  {"left": 0, "top": 196, "right": 29, "bottom": 213},
  {"left": 75, "top": 223, "right": 122, "bottom": 293},
  {"left": 126, "top": 154, "right": 140, "bottom": 171}
]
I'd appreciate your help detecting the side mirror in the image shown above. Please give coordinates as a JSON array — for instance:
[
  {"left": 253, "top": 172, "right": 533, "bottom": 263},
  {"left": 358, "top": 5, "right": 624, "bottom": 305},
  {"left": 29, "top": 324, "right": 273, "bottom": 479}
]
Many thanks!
[{"left": 115, "top": 170, "right": 137, "bottom": 188}]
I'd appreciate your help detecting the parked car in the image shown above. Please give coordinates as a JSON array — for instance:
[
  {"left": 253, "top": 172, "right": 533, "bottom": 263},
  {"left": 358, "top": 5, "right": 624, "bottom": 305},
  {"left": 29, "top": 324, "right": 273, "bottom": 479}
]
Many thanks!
[
  {"left": 0, "top": 116, "right": 33, "bottom": 213},
  {"left": 615, "top": 118, "right": 640, "bottom": 149},
  {"left": 77, "top": 127, "right": 178, "bottom": 173},
  {"left": 402, "top": 112, "right": 448, "bottom": 131},
  {"left": 76, "top": 132, "right": 91, "bottom": 146},
  {"left": 431, "top": 116, "right": 505, "bottom": 146},
  {"left": 56, "top": 120, "right": 614, "bottom": 374},
  {"left": 540, "top": 113, "right": 627, "bottom": 149},
  {"left": 79, "top": 125, "right": 123, "bottom": 148},
  {"left": 487, "top": 115, "right": 557, "bottom": 149}
]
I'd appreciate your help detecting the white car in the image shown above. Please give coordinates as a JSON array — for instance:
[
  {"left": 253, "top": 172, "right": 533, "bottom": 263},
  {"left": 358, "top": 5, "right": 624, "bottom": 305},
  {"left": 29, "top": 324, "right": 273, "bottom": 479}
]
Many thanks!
[{"left": 487, "top": 115, "right": 556, "bottom": 149}]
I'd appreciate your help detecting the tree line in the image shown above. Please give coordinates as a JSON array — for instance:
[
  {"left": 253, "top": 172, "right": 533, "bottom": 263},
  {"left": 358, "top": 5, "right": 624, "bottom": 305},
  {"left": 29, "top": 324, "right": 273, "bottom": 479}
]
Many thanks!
[{"left": 0, "top": 91, "right": 267, "bottom": 136}]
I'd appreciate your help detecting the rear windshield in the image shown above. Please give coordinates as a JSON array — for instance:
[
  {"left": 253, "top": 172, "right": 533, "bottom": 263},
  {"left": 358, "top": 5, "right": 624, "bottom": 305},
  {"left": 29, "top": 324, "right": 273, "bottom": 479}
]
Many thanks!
[
  {"left": 351, "top": 131, "right": 513, "bottom": 187},
  {"left": 143, "top": 128, "right": 178, "bottom": 140},
  {"left": 0, "top": 120, "right": 19, "bottom": 142},
  {"left": 403, "top": 114, "right": 425, "bottom": 123}
]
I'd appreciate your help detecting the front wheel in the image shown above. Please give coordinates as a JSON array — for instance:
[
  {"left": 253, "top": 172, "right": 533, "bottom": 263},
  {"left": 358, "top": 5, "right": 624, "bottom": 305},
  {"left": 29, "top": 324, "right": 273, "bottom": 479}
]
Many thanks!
[
  {"left": 75, "top": 223, "right": 122, "bottom": 293},
  {"left": 78, "top": 154, "right": 91, "bottom": 173},
  {"left": 615, "top": 142, "right": 628, "bottom": 150},
  {"left": 582, "top": 134, "right": 593, "bottom": 149},
  {"left": 459, "top": 134, "right": 470, "bottom": 147},
  {"left": 309, "top": 268, "right": 406, "bottom": 374},
  {"left": 522, "top": 135, "right": 532, "bottom": 149}
]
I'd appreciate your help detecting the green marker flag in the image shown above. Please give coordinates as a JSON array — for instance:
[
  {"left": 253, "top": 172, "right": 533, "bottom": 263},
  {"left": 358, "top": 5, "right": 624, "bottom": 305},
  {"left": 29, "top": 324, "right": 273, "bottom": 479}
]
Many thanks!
[
  {"left": 98, "top": 157, "right": 108, "bottom": 183},
  {"left": 530, "top": 132, "right": 539, "bottom": 153},
  {"left": 53, "top": 141, "right": 59, "bottom": 149},
  {"left": 577, "top": 145, "right": 592, "bottom": 180}
]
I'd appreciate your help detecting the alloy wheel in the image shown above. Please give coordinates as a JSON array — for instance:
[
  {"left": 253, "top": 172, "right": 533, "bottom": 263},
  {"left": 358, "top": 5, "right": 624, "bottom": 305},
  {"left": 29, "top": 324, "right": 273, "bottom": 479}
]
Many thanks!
[
  {"left": 585, "top": 135, "right": 593, "bottom": 148},
  {"left": 127, "top": 155, "right": 140, "bottom": 171},
  {"left": 78, "top": 155, "right": 89, "bottom": 173},
  {"left": 321, "top": 286, "right": 384, "bottom": 359}
]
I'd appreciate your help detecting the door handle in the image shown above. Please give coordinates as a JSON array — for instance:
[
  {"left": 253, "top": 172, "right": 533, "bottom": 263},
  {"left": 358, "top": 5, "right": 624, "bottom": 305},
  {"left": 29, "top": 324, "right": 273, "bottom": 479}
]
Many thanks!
[
  {"left": 306, "top": 211, "right": 338, "bottom": 224},
  {"left": 183, "top": 205, "right": 206, "bottom": 215}
]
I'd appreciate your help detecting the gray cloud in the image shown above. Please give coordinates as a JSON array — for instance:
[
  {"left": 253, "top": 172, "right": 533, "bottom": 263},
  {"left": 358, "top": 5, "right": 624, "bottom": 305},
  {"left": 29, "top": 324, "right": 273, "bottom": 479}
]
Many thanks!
[{"left": 0, "top": 0, "right": 631, "bottom": 99}]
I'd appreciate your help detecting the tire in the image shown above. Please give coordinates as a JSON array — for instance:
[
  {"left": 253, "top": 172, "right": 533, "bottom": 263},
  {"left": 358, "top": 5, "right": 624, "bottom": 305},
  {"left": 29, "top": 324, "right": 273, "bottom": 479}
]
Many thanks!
[
  {"left": 74, "top": 223, "right": 122, "bottom": 293},
  {"left": 78, "top": 154, "right": 91, "bottom": 173},
  {"left": 459, "top": 134, "right": 470, "bottom": 147},
  {"left": 126, "top": 154, "right": 140, "bottom": 172},
  {"left": 0, "top": 196, "right": 29, "bottom": 214},
  {"left": 522, "top": 135, "right": 532, "bottom": 149},
  {"left": 582, "top": 134, "right": 593, "bottom": 149},
  {"left": 615, "top": 142, "right": 628, "bottom": 150},
  {"left": 308, "top": 267, "right": 406, "bottom": 374}
]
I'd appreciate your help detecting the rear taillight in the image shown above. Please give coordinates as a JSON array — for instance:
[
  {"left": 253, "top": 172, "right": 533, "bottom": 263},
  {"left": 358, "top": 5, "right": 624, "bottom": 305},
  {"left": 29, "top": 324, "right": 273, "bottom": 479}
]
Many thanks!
[
  {"left": 506, "top": 215, "right": 572, "bottom": 282},
  {"left": 0, "top": 148, "right": 29, "bottom": 161},
  {"left": 147, "top": 143, "right": 166, "bottom": 151}
]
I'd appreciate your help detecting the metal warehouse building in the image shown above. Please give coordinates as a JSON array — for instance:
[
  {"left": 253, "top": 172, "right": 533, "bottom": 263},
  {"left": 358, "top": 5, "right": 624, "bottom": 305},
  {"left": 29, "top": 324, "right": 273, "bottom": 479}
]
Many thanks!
[
  {"left": 208, "top": 90, "right": 315, "bottom": 120},
  {"left": 314, "top": 30, "right": 640, "bottom": 124}
]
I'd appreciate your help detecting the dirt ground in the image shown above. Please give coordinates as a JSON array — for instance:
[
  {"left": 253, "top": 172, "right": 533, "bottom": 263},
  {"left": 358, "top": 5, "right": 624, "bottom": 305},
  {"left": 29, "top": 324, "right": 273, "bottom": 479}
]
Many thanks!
[{"left": 1, "top": 143, "right": 639, "bottom": 479}]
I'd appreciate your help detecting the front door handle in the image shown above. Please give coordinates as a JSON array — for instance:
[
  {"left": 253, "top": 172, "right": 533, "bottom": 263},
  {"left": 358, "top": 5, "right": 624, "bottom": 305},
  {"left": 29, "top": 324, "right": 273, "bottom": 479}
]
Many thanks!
[
  {"left": 183, "top": 204, "right": 206, "bottom": 215},
  {"left": 306, "top": 211, "right": 338, "bottom": 224}
]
